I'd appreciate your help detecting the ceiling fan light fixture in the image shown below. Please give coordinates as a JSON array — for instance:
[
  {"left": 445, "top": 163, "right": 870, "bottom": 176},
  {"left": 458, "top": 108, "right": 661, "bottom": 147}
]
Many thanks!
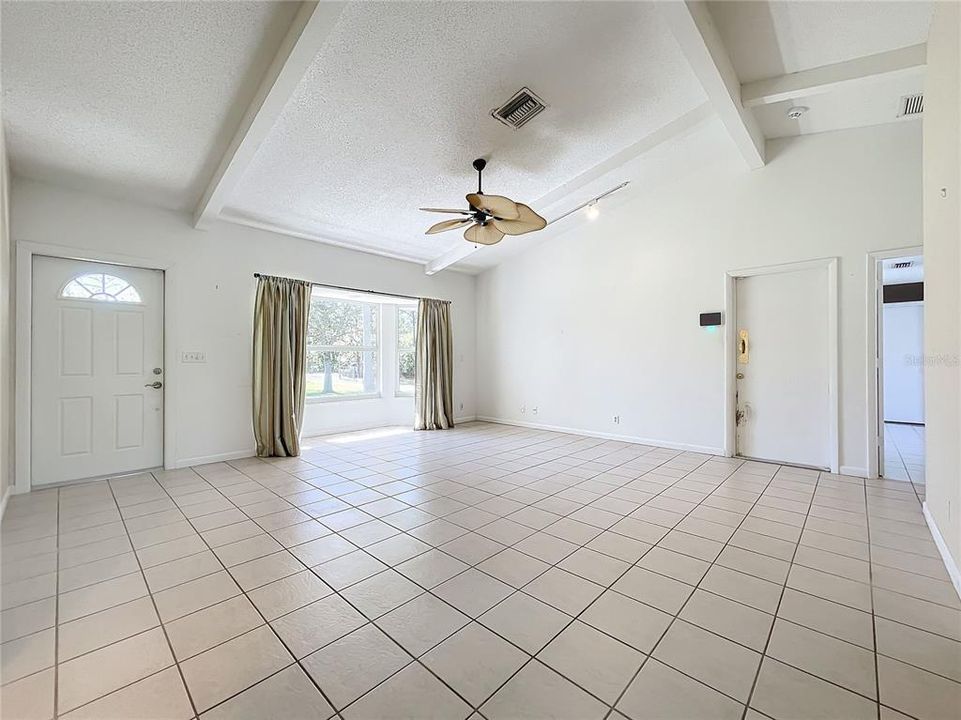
[{"left": 420, "top": 159, "right": 546, "bottom": 246}]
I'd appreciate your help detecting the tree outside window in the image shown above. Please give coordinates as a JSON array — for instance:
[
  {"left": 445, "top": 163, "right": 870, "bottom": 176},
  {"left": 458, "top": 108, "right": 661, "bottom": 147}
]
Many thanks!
[
  {"left": 306, "top": 294, "right": 379, "bottom": 398},
  {"left": 397, "top": 306, "right": 417, "bottom": 396}
]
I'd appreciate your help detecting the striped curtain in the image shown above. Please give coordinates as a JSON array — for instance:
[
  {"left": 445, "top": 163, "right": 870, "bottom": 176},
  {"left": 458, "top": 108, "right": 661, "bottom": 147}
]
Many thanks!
[
  {"left": 252, "top": 275, "right": 311, "bottom": 456},
  {"left": 414, "top": 298, "right": 454, "bottom": 430}
]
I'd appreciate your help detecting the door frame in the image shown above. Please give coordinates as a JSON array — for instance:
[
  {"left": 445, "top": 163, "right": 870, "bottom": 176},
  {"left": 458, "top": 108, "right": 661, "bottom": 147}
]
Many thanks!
[
  {"left": 15, "top": 241, "right": 178, "bottom": 494},
  {"left": 723, "top": 257, "right": 840, "bottom": 473},
  {"left": 865, "top": 245, "right": 923, "bottom": 479}
]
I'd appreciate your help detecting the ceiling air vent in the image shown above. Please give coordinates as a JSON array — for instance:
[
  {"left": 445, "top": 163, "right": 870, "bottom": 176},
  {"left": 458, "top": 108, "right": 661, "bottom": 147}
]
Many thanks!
[
  {"left": 492, "top": 87, "right": 547, "bottom": 130},
  {"left": 898, "top": 93, "right": 924, "bottom": 117},
  {"left": 892, "top": 261, "right": 914, "bottom": 269}
]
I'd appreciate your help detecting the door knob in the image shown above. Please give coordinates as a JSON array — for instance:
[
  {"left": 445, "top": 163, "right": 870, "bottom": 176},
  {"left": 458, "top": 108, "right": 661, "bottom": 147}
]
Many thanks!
[{"left": 144, "top": 381, "right": 163, "bottom": 389}]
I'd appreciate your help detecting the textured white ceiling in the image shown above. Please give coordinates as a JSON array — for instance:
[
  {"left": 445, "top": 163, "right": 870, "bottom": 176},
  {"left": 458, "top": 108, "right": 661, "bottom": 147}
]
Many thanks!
[
  {"left": 1, "top": 1, "right": 299, "bottom": 210},
  {"left": 223, "top": 1, "right": 707, "bottom": 263},
  {"left": 708, "top": 1, "right": 934, "bottom": 83},
  {"left": 0, "top": 1, "right": 934, "bottom": 272}
]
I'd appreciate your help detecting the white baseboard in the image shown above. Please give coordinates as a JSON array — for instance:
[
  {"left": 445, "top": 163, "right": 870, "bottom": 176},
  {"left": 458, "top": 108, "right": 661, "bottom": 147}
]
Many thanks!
[
  {"left": 840, "top": 465, "right": 869, "bottom": 478},
  {"left": 475, "top": 416, "right": 725, "bottom": 455},
  {"left": 922, "top": 501, "right": 961, "bottom": 601},
  {"left": 0, "top": 485, "right": 12, "bottom": 527},
  {"left": 172, "top": 448, "right": 256, "bottom": 469},
  {"left": 455, "top": 415, "right": 477, "bottom": 424}
]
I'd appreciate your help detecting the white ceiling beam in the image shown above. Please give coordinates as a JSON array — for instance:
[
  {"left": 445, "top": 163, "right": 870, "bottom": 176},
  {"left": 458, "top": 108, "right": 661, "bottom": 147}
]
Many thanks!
[
  {"left": 741, "top": 43, "right": 927, "bottom": 108},
  {"left": 659, "top": 0, "right": 765, "bottom": 170},
  {"left": 193, "top": 1, "right": 346, "bottom": 229},
  {"left": 425, "top": 242, "right": 480, "bottom": 276}
]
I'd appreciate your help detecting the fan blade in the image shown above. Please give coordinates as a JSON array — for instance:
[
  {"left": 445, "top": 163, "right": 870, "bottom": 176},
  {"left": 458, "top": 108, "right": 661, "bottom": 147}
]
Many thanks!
[
  {"left": 491, "top": 203, "right": 547, "bottom": 236},
  {"left": 464, "top": 222, "right": 505, "bottom": 245},
  {"left": 426, "top": 218, "right": 472, "bottom": 235},
  {"left": 420, "top": 207, "right": 471, "bottom": 215},
  {"left": 466, "top": 193, "right": 520, "bottom": 220}
]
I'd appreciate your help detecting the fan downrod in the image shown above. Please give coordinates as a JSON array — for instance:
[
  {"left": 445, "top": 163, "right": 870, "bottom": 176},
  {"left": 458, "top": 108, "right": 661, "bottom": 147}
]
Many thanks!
[{"left": 472, "top": 158, "right": 486, "bottom": 193}]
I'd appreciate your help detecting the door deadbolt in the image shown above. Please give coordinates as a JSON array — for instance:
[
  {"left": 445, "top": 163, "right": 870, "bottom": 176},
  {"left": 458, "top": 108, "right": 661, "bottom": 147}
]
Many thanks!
[
  {"left": 153, "top": 367, "right": 163, "bottom": 375},
  {"left": 144, "top": 381, "right": 163, "bottom": 389},
  {"left": 736, "top": 372, "right": 745, "bottom": 379}
]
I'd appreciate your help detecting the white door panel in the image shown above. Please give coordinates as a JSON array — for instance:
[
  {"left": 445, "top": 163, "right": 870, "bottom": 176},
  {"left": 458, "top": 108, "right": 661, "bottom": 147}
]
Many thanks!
[
  {"left": 735, "top": 267, "right": 831, "bottom": 469},
  {"left": 882, "top": 302, "right": 925, "bottom": 424},
  {"left": 32, "top": 256, "right": 163, "bottom": 486}
]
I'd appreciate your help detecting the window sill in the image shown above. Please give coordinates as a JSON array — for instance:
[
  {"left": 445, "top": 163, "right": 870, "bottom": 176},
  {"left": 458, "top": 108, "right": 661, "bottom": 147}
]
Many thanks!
[{"left": 306, "top": 393, "right": 382, "bottom": 404}]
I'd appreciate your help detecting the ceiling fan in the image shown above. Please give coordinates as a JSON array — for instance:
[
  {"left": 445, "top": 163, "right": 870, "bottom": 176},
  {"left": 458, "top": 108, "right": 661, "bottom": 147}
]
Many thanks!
[{"left": 420, "top": 158, "right": 547, "bottom": 245}]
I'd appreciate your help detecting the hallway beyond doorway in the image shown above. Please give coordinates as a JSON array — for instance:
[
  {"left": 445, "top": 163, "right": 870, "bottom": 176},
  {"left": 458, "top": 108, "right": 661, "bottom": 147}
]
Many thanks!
[{"left": 883, "top": 422, "right": 925, "bottom": 497}]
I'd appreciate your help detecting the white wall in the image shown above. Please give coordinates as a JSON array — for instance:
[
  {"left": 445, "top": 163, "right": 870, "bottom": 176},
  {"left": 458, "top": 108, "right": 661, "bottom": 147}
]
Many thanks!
[
  {"left": 0, "top": 125, "right": 13, "bottom": 510},
  {"left": 922, "top": 2, "right": 961, "bottom": 584},
  {"left": 476, "top": 119, "right": 922, "bottom": 472},
  {"left": 11, "top": 179, "right": 476, "bottom": 470},
  {"left": 882, "top": 302, "right": 925, "bottom": 424}
]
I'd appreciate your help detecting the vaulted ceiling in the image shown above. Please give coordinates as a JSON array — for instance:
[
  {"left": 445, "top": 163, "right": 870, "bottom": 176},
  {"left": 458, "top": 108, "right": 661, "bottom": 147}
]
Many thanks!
[{"left": 1, "top": 1, "right": 934, "bottom": 274}]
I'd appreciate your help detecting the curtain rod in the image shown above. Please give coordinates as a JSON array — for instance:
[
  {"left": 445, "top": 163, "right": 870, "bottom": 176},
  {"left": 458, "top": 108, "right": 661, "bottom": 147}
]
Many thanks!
[{"left": 253, "top": 273, "right": 449, "bottom": 303}]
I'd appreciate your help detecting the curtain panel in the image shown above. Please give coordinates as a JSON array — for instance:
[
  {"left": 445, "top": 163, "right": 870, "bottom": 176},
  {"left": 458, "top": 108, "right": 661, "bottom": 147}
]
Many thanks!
[
  {"left": 414, "top": 298, "right": 455, "bottom": 430},
  {"left": 252, "top": 275, "right": 311, "bottom": 457}
]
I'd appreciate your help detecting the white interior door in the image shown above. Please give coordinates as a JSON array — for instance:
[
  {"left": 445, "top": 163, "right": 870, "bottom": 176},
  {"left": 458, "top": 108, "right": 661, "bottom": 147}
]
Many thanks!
[
  {"left": 882, "top": 302, "right": 925, "bottom": 424},
  {"left": 735, "top": 266, "right": 831, "bottom": 469},
  {"left": 32, "top": 256, "right": 164, "bottom": 486}
]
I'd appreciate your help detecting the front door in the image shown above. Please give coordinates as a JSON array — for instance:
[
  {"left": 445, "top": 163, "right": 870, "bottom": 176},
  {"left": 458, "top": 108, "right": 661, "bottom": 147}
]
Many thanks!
[
  {"left": 31, "top": 256, "right": 164, "bottom": 486},
  {"left": 734, "top": 266, "right": 831, "bottom": 469}
]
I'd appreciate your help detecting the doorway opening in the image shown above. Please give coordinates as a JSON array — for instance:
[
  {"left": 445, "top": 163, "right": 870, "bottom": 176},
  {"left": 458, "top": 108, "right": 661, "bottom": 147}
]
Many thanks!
[{"left": 877, "top": 254, "right": 925, "bottom": 495}]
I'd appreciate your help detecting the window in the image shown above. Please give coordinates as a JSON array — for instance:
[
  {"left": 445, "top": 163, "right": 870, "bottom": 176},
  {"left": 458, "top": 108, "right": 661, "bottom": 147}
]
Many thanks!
[
  {"left": 61, "top": 273, "right": 141, "bottom": 303},
  {"left": 306, "top": 292, "right": 380, "bottom": 400},
  {"left": 396, "top": 306, "right": 417, "bottom": 396}
]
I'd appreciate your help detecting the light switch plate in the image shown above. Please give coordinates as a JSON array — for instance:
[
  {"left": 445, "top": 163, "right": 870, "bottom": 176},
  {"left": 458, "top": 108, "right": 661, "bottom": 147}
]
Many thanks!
[{"left": 181, "top": 351, "right": 206, "bottom": 363}]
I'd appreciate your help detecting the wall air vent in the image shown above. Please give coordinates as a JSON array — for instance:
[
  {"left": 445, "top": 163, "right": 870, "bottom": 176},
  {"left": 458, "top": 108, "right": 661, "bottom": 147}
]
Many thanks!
[
  {"left": 898, "top": 93, "right": 924, "bottom": 117},
  {"left": 492, "top": 87, "right": 547, "bottom": 130},
  {"left": 892, "top": 261, "right": 914, "bottom": 269}
]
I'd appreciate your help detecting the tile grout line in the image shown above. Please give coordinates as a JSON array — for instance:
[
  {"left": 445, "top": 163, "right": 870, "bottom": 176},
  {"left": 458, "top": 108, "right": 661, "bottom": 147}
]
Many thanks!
[
  {"left": 738, "top": 467, "right": 822, "bottom": 720},
  {"left": 864, "top": 473, "right": 885, "bottom": 720},
  {"left": 100, "top": 475, "right": 203, "bottom": 720},
  {"left": 603, "top": 463, "right": 789, "bottom": 720},
  {"left": 14, "top": 453, "right": 834, "bottom": 712},
  {"left": 144, "top": 466, "right": 348, "bottom": 719},
  {"left": 53, "top": 487, "right": 61, "bottom": 720},
  {"left": 211, "top": 437, "right": 745, "bottom": 715},
  {"left": 316, "top": 438, "right": 728, "bottom": 715},
  {"left": 8, "top": 426, "right": 951, "bottom": 719}
]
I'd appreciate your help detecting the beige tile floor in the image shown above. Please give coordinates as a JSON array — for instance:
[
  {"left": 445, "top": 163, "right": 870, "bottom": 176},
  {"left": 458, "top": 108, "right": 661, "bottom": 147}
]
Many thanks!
[
  {"left": 883, "top": 422, "right": 925, "bottom": 494},
  {"left": 2, "top": 422, "right": 959, "bottom": 720}
]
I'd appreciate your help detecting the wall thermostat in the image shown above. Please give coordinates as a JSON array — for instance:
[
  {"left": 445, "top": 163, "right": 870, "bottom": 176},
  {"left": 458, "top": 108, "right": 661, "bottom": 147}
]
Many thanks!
[{"left": 699, "top": 312, "right": 722, "bottom": 327}]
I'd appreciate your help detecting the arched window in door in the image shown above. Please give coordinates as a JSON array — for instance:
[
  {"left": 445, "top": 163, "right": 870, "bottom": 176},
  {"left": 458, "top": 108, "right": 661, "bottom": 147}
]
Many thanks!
[{"left": 60, "top": 273, "right": 142, "bottom": 303}]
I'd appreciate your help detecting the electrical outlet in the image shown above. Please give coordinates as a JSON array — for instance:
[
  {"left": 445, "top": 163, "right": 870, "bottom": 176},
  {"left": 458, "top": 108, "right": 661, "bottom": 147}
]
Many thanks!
[
  {"left": 532, "top": 407, "right": 538, "bottom": 415},
  {"left": 613, "top": 415, "right": 620, "bottom": 424},
  {"left": 459, "top": 402, "right": 464, "bottom": 411},
  {"left": 521, "top": 405, "right": 526, "bottom": 414},
  {"left": 181, "top": 351, "right": 206, "bottom": 363}
]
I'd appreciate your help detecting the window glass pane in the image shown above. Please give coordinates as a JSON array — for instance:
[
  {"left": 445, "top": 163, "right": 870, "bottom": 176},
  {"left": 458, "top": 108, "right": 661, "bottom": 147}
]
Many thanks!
[
  {"left": 307, "top": 294, "right": 380, "bottom": 398},
  {"left": 60, "top": 274, "right": 142, "bottom": 303},
  {"left": 309, "top": 297, "right": 378, "bottom": 348},
  {"left": 306, "top": 349, "right": 378, "bottom": 398},
  {"left": 396, "top": 306, "right": 417, "bottom": 396},
  {"left": 397, "top": 307, "right": 416, "bottom": 349},
  {"left": 398, "top": 351, "right": 416, "bottom": 396}
]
